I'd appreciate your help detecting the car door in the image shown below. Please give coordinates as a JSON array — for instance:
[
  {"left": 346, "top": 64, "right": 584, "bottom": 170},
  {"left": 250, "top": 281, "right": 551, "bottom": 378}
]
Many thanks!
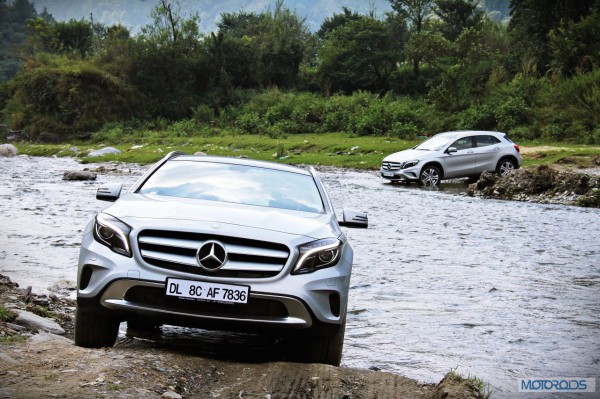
[
  {"left": 473, "top": 134, "right": 502, "bottom": 173},
  {"left": 442, "top": 136, "right": 476, "bottom": 178}
]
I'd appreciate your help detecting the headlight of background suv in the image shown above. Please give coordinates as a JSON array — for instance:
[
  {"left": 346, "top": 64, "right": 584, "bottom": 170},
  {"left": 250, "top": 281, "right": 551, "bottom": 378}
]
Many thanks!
[
  {"left": 293, "top": 238, "right": 342, "bottom": 274},
  {"left": 93, "top": 213, "right": 132, "bottom": 257},
  {"left": 402, "top": 160, "right": 419, "bottom": 169}
]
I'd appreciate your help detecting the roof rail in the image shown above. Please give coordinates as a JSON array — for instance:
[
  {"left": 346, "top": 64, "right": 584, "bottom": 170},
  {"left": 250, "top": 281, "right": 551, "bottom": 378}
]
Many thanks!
[{"left": 165, "top": 150, "right": 186, "bottom": 160}]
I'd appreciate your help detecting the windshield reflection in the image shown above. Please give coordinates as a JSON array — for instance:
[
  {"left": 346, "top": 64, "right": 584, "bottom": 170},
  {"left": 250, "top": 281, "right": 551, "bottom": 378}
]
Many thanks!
[{"left": 139, "top": 161, "right": 325, "bottom": 213}]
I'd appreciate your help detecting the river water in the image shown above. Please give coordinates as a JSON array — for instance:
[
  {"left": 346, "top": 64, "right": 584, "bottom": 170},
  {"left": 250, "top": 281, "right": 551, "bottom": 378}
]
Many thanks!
[{"left": 1, "top": 156, "right": 599, "bottom": 398}]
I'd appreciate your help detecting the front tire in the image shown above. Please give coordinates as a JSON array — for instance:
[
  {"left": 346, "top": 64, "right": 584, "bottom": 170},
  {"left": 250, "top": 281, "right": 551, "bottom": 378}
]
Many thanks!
[
  {"left": 74, "top": 308, "right": 119, "bottom": 348},
  {"left": 496, "top": 158, "right": 516, "bottom": 176},
  {"left": 304, "top": 317, "right": 346, "bottom": 366},
  {"left": 419, "top": 165, "right": 441, "bottom": 186}
]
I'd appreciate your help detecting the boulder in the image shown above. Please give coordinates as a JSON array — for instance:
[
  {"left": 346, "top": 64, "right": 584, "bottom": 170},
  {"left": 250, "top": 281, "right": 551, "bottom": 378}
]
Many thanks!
[
  {"left": 0, "top": 143, "right": 18, "bottom": 157},
  {"left": 14, "top": 310, "right": 65, "bottom": 335},
  {"left": 62, "top": 170, "right": 97, "bottom": 181},
  {"left": 88, "top": 147, "right": 121, "bottom": 157}
]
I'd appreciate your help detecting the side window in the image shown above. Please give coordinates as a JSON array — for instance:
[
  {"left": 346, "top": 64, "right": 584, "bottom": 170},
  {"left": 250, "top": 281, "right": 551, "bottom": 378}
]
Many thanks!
[
  {"left": 476, "top": 135, "right": 500, "bottom": 147},
  {"left": 451, "top": 137, "right": 474, "bottom": 150}
]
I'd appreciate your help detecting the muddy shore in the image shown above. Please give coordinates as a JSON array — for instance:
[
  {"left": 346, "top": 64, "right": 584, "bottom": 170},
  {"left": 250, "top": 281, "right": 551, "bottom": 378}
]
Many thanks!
[{"left": 0, "top": 275, "right": 483, "bottom": 399}]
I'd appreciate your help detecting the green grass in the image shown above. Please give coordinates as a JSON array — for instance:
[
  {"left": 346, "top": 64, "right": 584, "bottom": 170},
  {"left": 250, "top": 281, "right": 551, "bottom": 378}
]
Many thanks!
[
  {"left": 0, "top": 335, "right": 28, "bottom": 344},
  {"left": 519, "top": 140, "right": 600, "bottom": 167},
  {"left": 0, "top": 306, "right": 17, "bottom": 322},
  {"left": 16, "top": 132, "right": 418, "bottom": 169},
  {"left": 15, "top": 132, "right": 600, "bottom": 170},
  {"left": 444, "top": 369, "right": 495, "bottom": 399}
]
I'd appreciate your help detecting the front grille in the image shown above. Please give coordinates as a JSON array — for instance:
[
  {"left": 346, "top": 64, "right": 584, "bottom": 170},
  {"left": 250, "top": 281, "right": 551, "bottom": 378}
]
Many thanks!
[
  {"left": 381, "top": 161, "right": 402, "bottom": 171},
  {"left": 138, "top": 230, "right": 289, "bottom": 278},
  {"left": 124, "top": 286, "right": 288, "bottom": 319}
]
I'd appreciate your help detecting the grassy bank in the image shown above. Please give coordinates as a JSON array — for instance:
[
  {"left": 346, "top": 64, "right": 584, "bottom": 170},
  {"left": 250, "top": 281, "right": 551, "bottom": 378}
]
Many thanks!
[{"left": 14, "top": 132, "right": 600, "bottom": 170}]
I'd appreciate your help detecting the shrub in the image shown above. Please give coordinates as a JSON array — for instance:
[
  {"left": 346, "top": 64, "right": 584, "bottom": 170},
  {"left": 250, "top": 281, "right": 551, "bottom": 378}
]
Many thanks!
[
  {"left": 235, "top": 111, "right": 262, "bottom": 134},
  {"left": 192, "top": 104, "right": 215, "bottom": 125},
  {"left": 169, "top": 119, "right": 198, "bottom": 137},
  {"left": 495, "top": 97, "right": 530, "bottom": 131},
  {"left": 456, "top": 104, "right": 496, "bottom": 130}
]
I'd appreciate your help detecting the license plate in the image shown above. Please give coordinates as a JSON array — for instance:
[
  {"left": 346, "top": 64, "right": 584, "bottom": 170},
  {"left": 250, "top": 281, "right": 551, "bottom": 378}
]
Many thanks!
[
  {"left": 382, "top": 171, "right": 395, "bottom": 177},
  {"left": 165, "top": 278, "right": 249, "bottom": 304}
]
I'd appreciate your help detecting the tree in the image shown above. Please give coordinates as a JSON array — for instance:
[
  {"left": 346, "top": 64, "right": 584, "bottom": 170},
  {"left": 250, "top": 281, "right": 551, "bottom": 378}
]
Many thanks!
[
  {"left": 434, "top": 0, "right": 485, "bottom": 41},
  {"left": 508, "top": 0, "right": 594, "bottom": 73},
  {"left": 211, "top": 1, "right": 308, "bottom": 90},
  {"left": 548, "top": 11, "right": 600, "bottom": 77},
  {"left": 389, "top": 0, "right": 434, "bottom": 32},
  {"left": 134, "top": 0, "right": 204, "bottom": 118},
  {"left": 317, "top": 7, "right": 363, "bottom": 38},
  {"left": 0, "top": 0, "right": 40, "bottom": 81},
  {"left": 389, "top": 0, "right": 434, "bottom": 75},
  {"left": 317, "top": 16, "right": 405, "bottom": 94}
]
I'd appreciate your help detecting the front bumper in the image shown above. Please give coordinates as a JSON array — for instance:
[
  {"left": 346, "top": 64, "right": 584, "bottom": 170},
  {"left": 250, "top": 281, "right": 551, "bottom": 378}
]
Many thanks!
[
  {"left": 379, "top": 166, "right": 420, "bottom": 182},
  {"left": 77, "top": 226, "right": 351, "bottom": 332}
]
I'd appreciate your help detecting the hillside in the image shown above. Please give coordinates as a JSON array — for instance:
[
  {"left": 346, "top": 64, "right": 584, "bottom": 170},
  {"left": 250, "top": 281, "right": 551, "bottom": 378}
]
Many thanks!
[
  {"left": 32, "top": 0, "right": 392, "bottom": 33},
  {"left": 31, "top": 0, "right": 509, "bottom": 33}
]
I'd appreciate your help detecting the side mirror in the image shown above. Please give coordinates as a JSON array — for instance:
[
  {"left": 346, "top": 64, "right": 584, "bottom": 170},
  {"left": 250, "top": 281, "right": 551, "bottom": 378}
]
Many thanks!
[
  {"left": 96, "top": 183, "right": 123, "bottom": 202},
  {"left": 339, "top": 209, "right": 368, "bottom": 228},
  {"left": 446, "top": 147, "right": 457, "bottom": 154}
]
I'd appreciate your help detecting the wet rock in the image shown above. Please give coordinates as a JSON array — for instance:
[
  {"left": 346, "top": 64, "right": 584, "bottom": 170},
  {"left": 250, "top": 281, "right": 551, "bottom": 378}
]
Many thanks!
[
  {"left": 88, "top": 147, "right": 121, "bottom": 157},
  {"left": 48, "top": 280, "right": 76, "bottom": 292},
  {"left": 62, "top": 170, "right": 97, "bottom": 181},
  {"left": 28, "top": 331, "right": 71, "bottom": 344},
  {"left": 0, "top": 352, "right": 20, "bottom": 365},
  {"left": 162, "top": 390, "right": 182, "bottom": 399},
  {"left": 0, "top": 143, "right": 18, "bottom": 157},
  {"left": 14, "top": 310, "right": 65, "bottom": 335},
  {"left": 6, "top": 322, "right": 27, "bottom": 332},
  {"left": 468, "top": 166, "right": 600, "bottom": 207}
]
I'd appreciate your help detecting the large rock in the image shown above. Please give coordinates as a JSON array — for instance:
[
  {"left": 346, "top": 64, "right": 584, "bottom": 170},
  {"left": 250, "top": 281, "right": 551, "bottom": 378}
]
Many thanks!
[
  {"left": 62, "top": 170, "right": 97, "bottom": 181},
  {"left": 0, "top": 143, "right": 18, "bottom": 157},
  {"left": 14, "top": 310, "right": 65, "bottom": 335},
  {"left": 88, "top": 147, "right": 121, "bottom": 157}
]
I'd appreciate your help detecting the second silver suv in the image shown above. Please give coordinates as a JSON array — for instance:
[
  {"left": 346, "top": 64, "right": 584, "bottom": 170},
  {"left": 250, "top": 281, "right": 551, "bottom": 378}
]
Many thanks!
[{"left": 380, "top": 130, "right": 523, "bottom": 186}]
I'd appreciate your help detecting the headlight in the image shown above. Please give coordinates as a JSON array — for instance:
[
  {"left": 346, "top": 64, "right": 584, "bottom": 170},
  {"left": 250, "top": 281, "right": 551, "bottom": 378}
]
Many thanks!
[
  {"left": 293, "top": 238, "right": 342, "bottom": 274},
  {"left": 93, "top": 213, "right": 132, "bottom": 257},
  {"left": 402, "top": 160, "right": 419, "bottom": 169}
]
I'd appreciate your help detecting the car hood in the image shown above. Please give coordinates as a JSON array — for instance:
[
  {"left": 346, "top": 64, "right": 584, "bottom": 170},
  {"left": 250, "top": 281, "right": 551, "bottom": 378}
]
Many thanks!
[
  {"left": 382, "top": 149, "right": 441, "bottom": 163},
  {"left": 102, "top": 193, "right": 338, "bottom": 240}
]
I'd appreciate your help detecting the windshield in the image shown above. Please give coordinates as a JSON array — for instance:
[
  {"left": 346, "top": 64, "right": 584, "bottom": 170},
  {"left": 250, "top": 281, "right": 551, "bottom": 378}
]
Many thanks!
[
  {"left": 138, "top": 160, "right": 325, "bottom": 213},
  {"left": 415, "top": 134, "right": 457, "bottom": 151}
]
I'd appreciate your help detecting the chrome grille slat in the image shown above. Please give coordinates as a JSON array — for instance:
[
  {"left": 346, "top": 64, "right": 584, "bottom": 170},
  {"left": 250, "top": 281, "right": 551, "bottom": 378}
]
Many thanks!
[
  {"left": 226, "top": 244, "right": 288, "bottom": 259},
  {"left": 139, "top": 236, "right": 199, "bottom": 250},
  {"left": 141, "top": 249, "right": 197, "bottom": 267}
]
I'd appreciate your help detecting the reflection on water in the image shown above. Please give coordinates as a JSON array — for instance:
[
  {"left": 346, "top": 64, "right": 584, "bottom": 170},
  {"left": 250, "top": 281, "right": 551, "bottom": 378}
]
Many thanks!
[{"left": 1, "top": 157, "right": 599, "bottom": 398}]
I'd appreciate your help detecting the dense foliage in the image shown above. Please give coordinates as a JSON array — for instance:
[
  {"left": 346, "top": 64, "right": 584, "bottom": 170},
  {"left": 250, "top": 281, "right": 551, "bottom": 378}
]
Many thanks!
[{"left": 0, "top": 0, "right": 599, "bottom": 144}]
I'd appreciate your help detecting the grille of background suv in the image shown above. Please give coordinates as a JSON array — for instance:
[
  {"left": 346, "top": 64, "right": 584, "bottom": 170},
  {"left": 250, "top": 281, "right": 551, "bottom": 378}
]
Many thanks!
[
  {"left": 138, "top": 230, "right": 290, "bottom": 278},
  {"left": 381, "top": 161, "right": 402, "bottom": 171}
]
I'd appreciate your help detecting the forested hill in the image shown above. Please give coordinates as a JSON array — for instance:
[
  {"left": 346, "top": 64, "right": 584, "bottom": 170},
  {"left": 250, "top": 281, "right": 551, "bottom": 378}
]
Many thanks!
[
  {"left": 32, "top": 0, "right": 508, "bottom": 33},
  {"left": 32, "top": 0, "right": 392, "bottom": 33}
]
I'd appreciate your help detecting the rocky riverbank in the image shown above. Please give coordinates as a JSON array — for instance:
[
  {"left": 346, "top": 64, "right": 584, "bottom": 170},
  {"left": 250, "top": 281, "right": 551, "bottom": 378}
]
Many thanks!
[
  {"left": 0, "top": 275, "right": 484, "bottom": 399},
  {"left": 467, "top": 165, "right": 600, "bottom": 207}
]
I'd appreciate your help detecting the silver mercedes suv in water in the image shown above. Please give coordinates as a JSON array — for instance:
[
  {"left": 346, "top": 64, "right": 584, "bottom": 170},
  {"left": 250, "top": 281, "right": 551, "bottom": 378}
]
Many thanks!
[
  {"left": 380, "top": 130, "right": 522, "bottom": 185},
  {"left": 75, "top": 153, "right": 367, "bottom": 365}
]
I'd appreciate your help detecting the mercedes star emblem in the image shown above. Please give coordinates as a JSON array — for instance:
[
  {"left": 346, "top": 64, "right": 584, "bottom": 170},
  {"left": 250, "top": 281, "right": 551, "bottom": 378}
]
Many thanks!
[{"left": 196, "top": 240, "right": 228, "bottom": 271}]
